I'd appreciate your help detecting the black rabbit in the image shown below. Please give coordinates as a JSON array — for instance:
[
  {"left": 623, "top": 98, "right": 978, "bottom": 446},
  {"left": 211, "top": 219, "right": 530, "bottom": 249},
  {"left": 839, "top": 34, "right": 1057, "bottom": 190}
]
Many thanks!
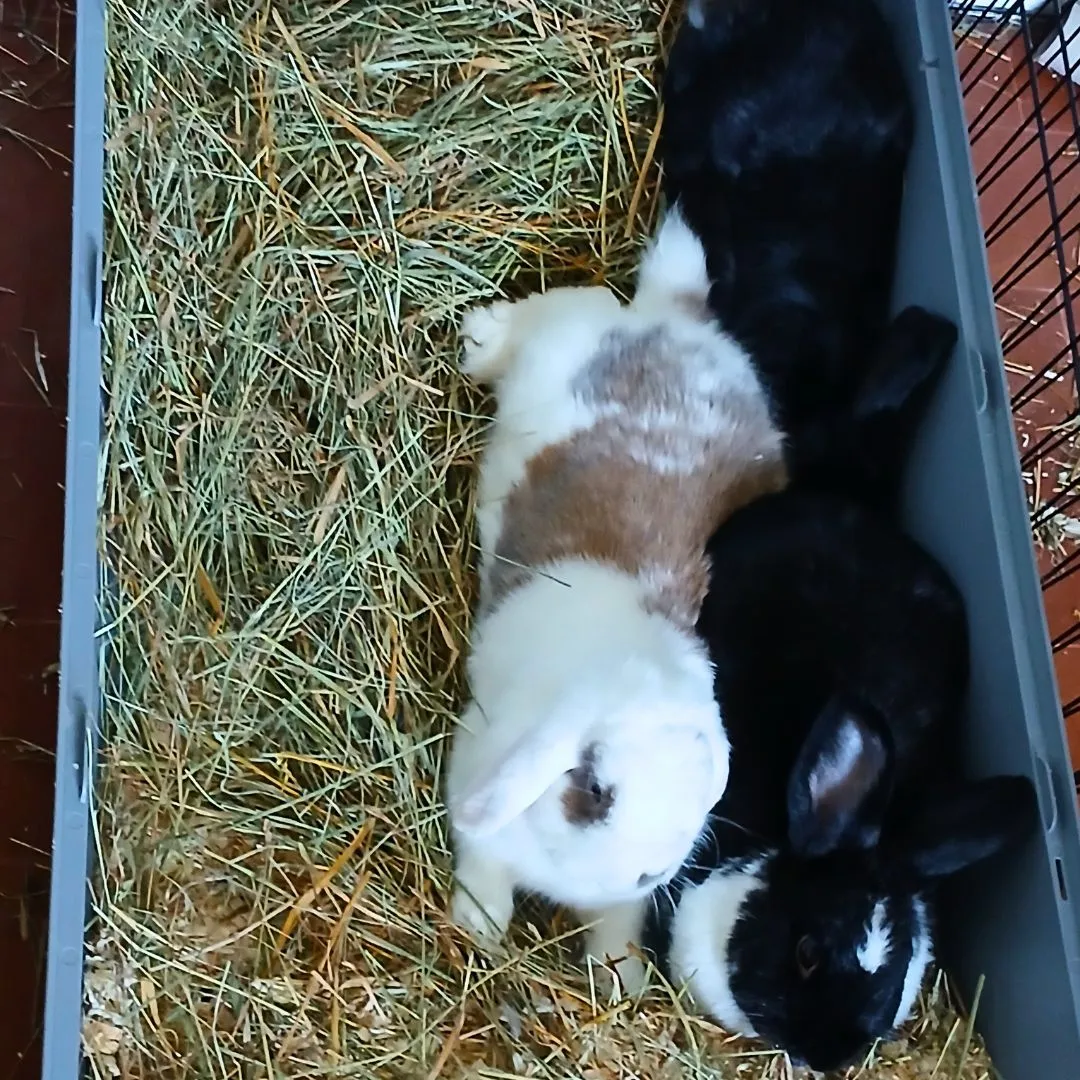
[{"left": 659, "top": 0, "right": 913, "bottom": 454}]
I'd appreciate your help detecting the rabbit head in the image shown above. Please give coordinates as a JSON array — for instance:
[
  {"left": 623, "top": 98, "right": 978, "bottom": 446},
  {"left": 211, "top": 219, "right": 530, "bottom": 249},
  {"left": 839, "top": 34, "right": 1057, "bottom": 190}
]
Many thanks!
[
  {"left": 448, "top": 562, "right": 731, "bottom": 912},
  {"left": 669, "top": 767, "right": 1037, "bottom": 1073}
]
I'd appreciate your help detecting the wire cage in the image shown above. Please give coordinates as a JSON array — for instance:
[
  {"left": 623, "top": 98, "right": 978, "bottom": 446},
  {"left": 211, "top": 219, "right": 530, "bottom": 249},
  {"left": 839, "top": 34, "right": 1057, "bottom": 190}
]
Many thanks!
[
  {"left": 0, "top": 0, "right": 70, "bottom": 104},
  {"left": 951, "top": 0, "right": 1080, "bottom": 790}
]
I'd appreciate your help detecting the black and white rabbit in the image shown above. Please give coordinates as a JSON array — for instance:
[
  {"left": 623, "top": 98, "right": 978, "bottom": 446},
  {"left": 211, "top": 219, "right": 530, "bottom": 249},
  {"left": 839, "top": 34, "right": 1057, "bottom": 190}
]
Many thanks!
[
  {"left": 659, "top": 0, "right": 913, "bottom": 457},
  {"left": 587, "top": 310, "right": 1039, "bottom": 1074}
]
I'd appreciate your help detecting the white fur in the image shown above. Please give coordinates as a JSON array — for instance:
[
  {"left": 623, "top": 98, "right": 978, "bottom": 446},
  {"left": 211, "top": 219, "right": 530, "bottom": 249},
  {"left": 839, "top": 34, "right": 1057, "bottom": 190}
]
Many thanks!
[
  {"left": 582, "top": 898, "right": 650, "bottom": 995},
  {"left": 447, "top": 212, "right": 769, "bottom": 942},
  {"left": 893, "top": 895, "right": 933, "bottom": 1028},
  {"left": 447, "top": 559, "right": 729, "bottom": 913},
  {"left": 450, "top": 839, "right": 516, "bottom": 943},
  {"left": 634, "top": 205, "right": 710, "bottom": 315},
  {"left": 856, "top": 900, "right": 891, "bottom": 974},
  {"left": 463, "top": 285, "right": 624, "bottom": 586},
  {"left": 667, "top": 860, "right": 767, "bottom": 1036},
  {"left": 464, "top": 235, "right": 760, "bottom": 596}
]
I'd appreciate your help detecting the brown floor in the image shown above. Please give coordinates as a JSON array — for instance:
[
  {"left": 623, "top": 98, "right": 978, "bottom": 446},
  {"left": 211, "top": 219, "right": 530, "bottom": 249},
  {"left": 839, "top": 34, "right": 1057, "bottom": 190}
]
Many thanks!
[{"left": 0, "top": 0, "right": 73, "bottom": 1076}]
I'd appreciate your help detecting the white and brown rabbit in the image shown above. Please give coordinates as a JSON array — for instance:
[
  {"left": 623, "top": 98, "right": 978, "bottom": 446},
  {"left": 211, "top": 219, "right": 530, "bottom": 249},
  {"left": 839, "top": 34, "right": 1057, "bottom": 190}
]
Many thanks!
[{"left": 445, "top": 209, "right": 786, "bottom": 955}]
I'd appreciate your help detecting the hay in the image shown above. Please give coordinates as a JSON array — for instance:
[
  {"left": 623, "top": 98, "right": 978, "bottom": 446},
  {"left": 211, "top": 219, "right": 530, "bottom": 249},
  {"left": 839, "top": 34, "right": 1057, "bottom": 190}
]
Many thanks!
[{"left": 90, "top": 0, "right": 995, "bottom": 1077}]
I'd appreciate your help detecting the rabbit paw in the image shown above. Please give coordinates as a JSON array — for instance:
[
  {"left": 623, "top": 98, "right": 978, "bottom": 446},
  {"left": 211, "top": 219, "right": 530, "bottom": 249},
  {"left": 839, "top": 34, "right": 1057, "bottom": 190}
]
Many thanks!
[
  {"left": 591, "top": 950, "right": 647, "bottom": 998},
  {"left": 460, "top": 301, "right": 515, "bottom": 382},
  {"left": 585, "top": 902, "right": 649, "bottom": 996},
  {"left": 451, "top": 884, "right": 513, "bottom": 944},
  {"left": 449, "top": 853, "right": 514, "bottom": 945}
]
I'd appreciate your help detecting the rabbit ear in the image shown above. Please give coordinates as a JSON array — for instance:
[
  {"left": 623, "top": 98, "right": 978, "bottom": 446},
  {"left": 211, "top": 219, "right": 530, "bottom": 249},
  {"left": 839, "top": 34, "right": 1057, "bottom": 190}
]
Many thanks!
[
  {"left": 451, "top": 721, "right": 582, "bottom": 838},
  {"left": 785, "top": 307, "right": 957, "bottom": 511},
  {"left": 787, "top": 699, "right": 892, "bottom": 857},
  {"left": 890, "top": 775, "right": 1039, "bottom": 880},
  {"left": 851, "top": 306, "right": 957, "bottom": 424}
]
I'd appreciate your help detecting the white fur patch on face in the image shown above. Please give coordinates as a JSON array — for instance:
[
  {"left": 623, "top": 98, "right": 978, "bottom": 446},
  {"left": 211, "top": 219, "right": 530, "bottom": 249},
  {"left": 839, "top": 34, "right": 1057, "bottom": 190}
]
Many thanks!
[
  {"left": 856, "top": 900, "right": 891, "bottom": 973},
  {"left": 808, "top": 717, "right": 865, "bottom": 805},
  {"left": 668, "top": 859, "right": 767, "bottom": 1037},
  {"left": 893, "top": 895, "right": 934, "bottom": 1028}
]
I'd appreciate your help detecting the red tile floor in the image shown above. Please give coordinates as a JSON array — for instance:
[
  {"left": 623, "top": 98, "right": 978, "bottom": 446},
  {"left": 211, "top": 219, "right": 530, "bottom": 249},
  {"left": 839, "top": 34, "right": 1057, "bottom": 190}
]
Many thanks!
[
  {"left": 956, "top": 31, "right": 1080, "bottom": 770},
  {"left": 0, "top": 0, "right": 73, "bottom": 1076}
]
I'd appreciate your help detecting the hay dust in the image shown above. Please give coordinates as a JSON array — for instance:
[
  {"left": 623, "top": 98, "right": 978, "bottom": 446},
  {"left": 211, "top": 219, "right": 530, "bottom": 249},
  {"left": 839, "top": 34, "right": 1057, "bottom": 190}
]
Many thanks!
[{"left": 91, "top": 0, "right": 994, "bottom": 1077}]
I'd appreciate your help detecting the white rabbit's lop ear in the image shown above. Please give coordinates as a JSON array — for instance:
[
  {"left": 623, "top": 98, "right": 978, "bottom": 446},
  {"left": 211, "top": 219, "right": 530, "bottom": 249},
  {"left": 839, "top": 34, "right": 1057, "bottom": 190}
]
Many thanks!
[{"left": 451, "top": 721, "right": 582, "bottom": 838}]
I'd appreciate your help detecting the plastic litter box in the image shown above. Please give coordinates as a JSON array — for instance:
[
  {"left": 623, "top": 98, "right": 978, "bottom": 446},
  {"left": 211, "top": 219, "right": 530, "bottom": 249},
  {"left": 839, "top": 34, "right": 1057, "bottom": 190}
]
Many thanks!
[{"left": 40, "top": 0, "right": 1080, "bottom": 1077}]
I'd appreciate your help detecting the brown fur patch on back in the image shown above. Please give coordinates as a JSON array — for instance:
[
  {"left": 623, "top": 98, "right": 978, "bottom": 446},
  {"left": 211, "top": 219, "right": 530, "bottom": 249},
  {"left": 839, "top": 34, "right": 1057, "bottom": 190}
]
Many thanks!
[
  {"left": 561, "top": 743, "right": 616, "bottom": 825},
  {"left": 484, "top": 325, "right": 786, "bottom": 629}
]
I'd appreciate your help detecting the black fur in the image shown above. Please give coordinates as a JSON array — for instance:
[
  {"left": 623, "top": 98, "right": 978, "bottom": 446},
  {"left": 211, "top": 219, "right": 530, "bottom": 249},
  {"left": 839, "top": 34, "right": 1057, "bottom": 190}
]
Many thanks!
[
  {"left": 643, "top": 5, "right": 1039, "bottom": 1070},
  {"left": 639, "top": 309, "right": 1036, "bottom": 1074},
  {"left": 704, "top": 490, "right": 969, "bottom": 845},
  {"left": 787, "top": 306, "right": 959, "bottom": 515},
  {"left": 660, "top": 0, "right": 912, "bottom": 450}
]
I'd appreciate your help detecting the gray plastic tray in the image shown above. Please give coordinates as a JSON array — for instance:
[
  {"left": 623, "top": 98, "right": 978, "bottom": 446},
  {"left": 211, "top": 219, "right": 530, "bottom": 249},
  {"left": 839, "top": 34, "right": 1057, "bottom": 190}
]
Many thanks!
[
  {"left": 39, "top": 0, "right": 1080, "bottom": 1078},
  {"left": 883, "top": 1, "right": 1080, "bottom": 1076},
  {"left": 42, "top": 0, "right": 105, "bottom": 1076}
]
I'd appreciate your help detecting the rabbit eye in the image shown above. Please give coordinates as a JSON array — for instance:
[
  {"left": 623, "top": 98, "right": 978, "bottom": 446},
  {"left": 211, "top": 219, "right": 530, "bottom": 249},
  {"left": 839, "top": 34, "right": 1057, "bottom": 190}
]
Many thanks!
[
  {"left": 795, "top": 934, "right": 821, "bottom": 979},
  {"left": 561, "top": 744, "right": 615, "bottom": 825}
]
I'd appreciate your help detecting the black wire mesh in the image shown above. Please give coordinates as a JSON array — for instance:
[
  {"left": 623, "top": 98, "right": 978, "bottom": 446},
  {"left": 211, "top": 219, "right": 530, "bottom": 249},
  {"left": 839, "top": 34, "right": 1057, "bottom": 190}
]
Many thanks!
[
  {"left": 953, "top": 1, "right": 1080, "bottom": 735},
  {"left": 0, "top": 0, "right": 70, "bottom": 106}
]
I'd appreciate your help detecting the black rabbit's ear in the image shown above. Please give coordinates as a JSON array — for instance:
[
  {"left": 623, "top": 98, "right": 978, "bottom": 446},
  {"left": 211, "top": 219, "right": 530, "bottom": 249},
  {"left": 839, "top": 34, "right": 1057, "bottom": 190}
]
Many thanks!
[
  {"left": 889, "top": 775, "right": 1039, "bottom": 880},
  {"left": 839, "top": 306, "right": 958, "bottom": 510},
  {"left": 787, "top": 699, "right": 892, "bottom": 858},
  {"left": 851, "top": 306, "right": 958, "bottom": 423}
]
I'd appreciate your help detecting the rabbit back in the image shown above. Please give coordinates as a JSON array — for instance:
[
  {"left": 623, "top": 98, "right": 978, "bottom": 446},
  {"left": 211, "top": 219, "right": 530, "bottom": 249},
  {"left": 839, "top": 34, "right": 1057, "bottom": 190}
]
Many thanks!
[
  {"left": 661, "top": 0, "right": 913, "bottom": 433},
  {"left": 700, "top": 489, "right": 969, "bottom": 847}
]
